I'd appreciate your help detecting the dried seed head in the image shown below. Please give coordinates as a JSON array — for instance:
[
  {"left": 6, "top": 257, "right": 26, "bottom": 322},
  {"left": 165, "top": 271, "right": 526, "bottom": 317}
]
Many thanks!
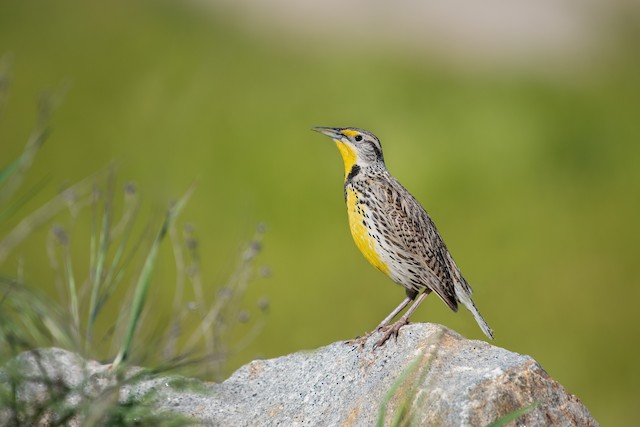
[
  {"left": 257, "top": 297, "right": 270, "bottom": 312},
  {"left": 237, "top": 310, "right": 250, "bottom": 323},
  {"left": 92, "top": 186, "right": 102, "bottom": 202},
  {"left": 51, "top": 224, "right": 68, "bottom": 246},
  {"left": 259, "top": 266, "right": 272, "bottom": 278},
  {"left": 61, "top": 188, "right": 76, "bottom": 204},
  {"left": 184, "top": 223, "right": 195, "bottom": 234},
  {"left": 243, "top": 240, "right": 261, "bottom": 261},
  {"left": 186, "top": 237, "right": 198, "bottom": 251},
  {"left": 124, "top": 181, "right": 137, "bottom": 195},
  {"left": 186, "top": 265, "right": 200, "bottom": 279},
  {"left": 217, "top": 287, "right": 233, "bottom": 298}
]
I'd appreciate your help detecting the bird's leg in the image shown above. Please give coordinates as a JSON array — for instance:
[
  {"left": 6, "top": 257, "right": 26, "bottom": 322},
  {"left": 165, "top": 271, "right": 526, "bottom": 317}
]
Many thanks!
[
  {"left": 376, "top": 289, "right": 431, "bottom": 348},
  {"left": 375, "top": 291, "right": 417, "bottom": 330},
  {"left": 346, "top": 291, "right": 417, "bottom": 348}
]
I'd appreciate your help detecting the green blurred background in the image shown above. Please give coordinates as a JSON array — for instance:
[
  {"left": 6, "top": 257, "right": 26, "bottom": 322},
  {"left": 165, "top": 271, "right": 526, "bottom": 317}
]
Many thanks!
[{"left": 1, "top": 1, "right": 639, "bottom": 424}]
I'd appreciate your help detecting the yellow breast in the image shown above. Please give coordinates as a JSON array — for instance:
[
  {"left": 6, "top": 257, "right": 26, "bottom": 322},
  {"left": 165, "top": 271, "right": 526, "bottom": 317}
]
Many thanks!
[{"left": 345, "top": 187, "right": 390, "bottom": 275}]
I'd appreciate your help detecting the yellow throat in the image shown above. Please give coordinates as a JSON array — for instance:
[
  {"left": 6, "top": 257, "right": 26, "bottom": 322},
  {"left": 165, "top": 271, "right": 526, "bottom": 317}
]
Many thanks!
[
  {"left": 333, "top": 137, "right": 390, "bottom": 275},
  {"left": 335, "top": 140, "right": 358, "bottom": 180}
]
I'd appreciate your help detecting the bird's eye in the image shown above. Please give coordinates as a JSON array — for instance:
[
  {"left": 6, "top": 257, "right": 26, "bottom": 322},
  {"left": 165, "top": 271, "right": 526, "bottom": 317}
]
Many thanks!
[{"left": 354, "top": 135, "right": 363, "bottom": 142}]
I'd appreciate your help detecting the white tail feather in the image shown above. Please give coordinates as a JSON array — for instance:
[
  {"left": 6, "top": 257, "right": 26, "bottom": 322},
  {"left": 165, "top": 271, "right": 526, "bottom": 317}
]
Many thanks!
[{"left": 456, "top": 286, "right": 494, "bottom": 340}]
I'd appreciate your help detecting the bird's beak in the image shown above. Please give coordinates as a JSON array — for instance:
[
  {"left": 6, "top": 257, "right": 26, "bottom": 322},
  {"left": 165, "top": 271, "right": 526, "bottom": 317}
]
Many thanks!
[{"left": 312, "top": 127, "right": 344, "bottom": 141}]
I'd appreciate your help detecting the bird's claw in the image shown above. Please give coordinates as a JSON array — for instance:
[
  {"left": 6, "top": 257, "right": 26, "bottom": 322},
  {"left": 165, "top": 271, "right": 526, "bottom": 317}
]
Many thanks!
[
  {"left": 374, "top": 319, "right": 409, "bottom": 348},
  {"left": 345, "top": 331, "right": 373, "bottom": 349},
  {"left": 346, "top": 319, "right": 410, "bottom": 350}
]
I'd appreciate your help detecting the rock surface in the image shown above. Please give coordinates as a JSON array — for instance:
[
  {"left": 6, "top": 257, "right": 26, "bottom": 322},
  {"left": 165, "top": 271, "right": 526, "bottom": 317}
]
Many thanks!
[{"left": 1, "top": 323, "right": 598, "bottom": 426}]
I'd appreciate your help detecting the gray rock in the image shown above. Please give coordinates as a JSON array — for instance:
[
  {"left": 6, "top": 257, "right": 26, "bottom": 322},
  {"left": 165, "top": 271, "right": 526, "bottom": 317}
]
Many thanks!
[{"left": 0, "top": 323, "right": 598, "bottom": 426}]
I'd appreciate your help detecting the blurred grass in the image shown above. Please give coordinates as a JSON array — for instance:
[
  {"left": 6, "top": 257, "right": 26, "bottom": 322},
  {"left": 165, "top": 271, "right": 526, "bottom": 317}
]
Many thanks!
[
  {"left": 1, "top": 122, "right": 268, "bottom": 423},
  {"left": 0, "top": 0, "right": 639, "bottom": 425}
]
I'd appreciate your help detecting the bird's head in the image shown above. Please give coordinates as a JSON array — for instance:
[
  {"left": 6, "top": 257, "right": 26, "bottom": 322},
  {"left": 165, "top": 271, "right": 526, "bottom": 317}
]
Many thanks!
[{"left": 312, "top": 127, "right": 385, "bottom": 180}]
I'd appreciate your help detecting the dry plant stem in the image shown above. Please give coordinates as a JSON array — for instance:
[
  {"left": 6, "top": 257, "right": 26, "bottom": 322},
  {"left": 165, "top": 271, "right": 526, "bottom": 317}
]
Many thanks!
[
  {"left": 62, "top": 240, "right": 80, "bottom": 346},
  {"left": 188, "top": 247, "right": 210, "bottom": 356},
  {"left": 182, "top": 231, "right": 264, "bottom": 355},
  {"left": 97, "top": 186, "right": 140, "bottom": 309},
  {"left": 0, "top": 179, "right": 95, "bottom": 265},
  {"left": 165, "top": 222, "right": 188, "bottom": 360},
  {"left": 170, "top": 224, "right": 186, "bottom": 317},
  {"left": 0, "top": 54, "right": 12, "bottom": 116},
  {"left": 232, "top": 317, "right": 267, "bottom": 354}
]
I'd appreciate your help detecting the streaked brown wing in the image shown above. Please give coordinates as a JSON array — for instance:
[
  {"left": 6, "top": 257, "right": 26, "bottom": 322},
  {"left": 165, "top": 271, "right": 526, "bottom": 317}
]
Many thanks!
[{"left": 370, "top": 174, "right": 459, "bottom": 311}]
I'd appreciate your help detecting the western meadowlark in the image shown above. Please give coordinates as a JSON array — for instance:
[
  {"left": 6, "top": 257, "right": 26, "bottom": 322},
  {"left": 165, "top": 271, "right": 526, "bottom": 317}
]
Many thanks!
[{"left": 313, "top": 126, "right": 494, "bottom": 347}]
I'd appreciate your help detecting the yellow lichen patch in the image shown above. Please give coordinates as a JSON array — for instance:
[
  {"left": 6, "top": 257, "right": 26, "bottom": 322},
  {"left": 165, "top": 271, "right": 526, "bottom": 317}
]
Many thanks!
[
  {"left": 341, "top": 129, "right": 360, "bottom": 138},
  {"left": 335, "top": 141, "right": 358, "bottom": 180},
  {"left": 346, "top": 187, "right": 389, "bottom": 275}
]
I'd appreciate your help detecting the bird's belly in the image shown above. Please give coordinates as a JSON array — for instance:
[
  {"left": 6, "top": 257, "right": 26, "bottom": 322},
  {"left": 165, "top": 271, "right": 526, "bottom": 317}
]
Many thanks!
[{"left": 345, "top": 187, "right": 390, "bottom": 275}]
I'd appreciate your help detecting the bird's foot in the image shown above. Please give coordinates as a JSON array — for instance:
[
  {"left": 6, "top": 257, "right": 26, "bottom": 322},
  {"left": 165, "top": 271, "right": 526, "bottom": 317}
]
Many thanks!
[
  {"left": 374, "top": 318, "right": 410, "bottom": 348},
  {"left": 345, "top": 330, "right": 375, "bottom": 349}
]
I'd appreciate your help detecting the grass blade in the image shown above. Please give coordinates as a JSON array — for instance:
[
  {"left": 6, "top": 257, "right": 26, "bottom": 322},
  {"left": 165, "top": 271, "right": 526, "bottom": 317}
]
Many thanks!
[
  {"left": 377, "top": 354, "right": 424, "bottom": 427},
  {"left": 86, "top": 175, "right": 114, "bottom": 352},
  {"left": 63, "top": 240, "right": 80, "bottom": 347},
  {"left": 113, "top": 185, "right": 194, "bottom": 368},
  {"left": 0, "top": 175, "right": 49, "bottom": 224},
  {"left": 0, "top": 91, "right": 52, "bottom": 206},
  {"left": 487, "top": 402, "right": 539, "bottom": 427}
]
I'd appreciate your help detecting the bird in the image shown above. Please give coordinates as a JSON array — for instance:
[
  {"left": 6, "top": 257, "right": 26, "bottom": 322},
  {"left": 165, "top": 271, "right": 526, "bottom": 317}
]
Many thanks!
[{"left": 312, "top": 126, "right": 494, "bottom": 347}]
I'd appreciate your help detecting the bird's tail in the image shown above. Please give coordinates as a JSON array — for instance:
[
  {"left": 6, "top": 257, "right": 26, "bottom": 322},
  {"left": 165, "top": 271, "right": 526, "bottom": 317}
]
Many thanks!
[{"left": 455, "top": 286, "right": 494, "bottom": 340}]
